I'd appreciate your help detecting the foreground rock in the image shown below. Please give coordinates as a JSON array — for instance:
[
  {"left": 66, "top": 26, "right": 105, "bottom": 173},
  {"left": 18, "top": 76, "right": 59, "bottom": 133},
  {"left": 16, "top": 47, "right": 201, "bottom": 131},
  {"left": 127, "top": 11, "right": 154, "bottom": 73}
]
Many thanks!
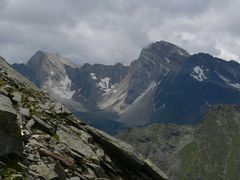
[
  {"left": 0, "top": 94, "right": 23, "bottom": 156},
  {"left": 0, "top": 57, "right": 167, "bottom": 179}
]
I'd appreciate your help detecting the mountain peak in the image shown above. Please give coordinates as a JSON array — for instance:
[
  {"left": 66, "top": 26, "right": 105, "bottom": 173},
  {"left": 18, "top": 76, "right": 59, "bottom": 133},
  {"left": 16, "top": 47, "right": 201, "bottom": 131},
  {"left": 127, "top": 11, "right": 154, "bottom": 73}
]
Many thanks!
[
  {"left": 24, "top": 51, "right": 77, "bottom": 93},
  {"left": 142, "top": 40, "right": 190, "bottom": 59},
  {"left": 30, "top": 50, "right": 77, "bottom": 68},
  {"left": 124, "top": 41, "right": 190, "bottom": 105}
]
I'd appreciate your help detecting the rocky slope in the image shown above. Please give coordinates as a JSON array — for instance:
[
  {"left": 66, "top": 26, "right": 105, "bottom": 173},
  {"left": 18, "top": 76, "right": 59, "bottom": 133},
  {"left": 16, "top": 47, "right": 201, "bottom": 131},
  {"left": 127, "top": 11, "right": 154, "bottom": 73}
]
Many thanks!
[
  {"left": 1, "top": 56, "right": 167, "bottom": 180},
  {"left": 119, "top": 104, "right": 240, "bottom": 180}
]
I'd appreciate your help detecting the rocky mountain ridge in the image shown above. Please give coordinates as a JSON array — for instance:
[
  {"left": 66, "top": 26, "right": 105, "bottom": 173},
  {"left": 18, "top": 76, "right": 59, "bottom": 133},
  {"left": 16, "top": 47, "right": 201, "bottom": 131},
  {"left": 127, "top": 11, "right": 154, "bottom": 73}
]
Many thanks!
[
  {"left": 0, "top": 56, "right": 167, "bottom": 179},
  {"left": 13, "top": 41, "right": 240, "bottom": 134},
  {"left": 152, "top": 52, "right": 240, "bottom": 124}
]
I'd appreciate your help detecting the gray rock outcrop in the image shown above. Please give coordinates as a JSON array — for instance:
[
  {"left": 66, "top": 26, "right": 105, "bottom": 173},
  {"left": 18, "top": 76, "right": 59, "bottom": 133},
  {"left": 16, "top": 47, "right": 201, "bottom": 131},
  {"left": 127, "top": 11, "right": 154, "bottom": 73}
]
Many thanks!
[{"left": 0, "top": 94, "right": 23, "bottom": 156}]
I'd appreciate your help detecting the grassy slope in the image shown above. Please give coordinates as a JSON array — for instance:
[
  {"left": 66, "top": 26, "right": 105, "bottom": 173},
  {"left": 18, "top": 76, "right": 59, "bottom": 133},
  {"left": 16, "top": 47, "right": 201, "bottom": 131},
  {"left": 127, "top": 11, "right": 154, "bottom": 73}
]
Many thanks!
[{"left": 178, "top": 105, "right": 240, "bottom": 180}]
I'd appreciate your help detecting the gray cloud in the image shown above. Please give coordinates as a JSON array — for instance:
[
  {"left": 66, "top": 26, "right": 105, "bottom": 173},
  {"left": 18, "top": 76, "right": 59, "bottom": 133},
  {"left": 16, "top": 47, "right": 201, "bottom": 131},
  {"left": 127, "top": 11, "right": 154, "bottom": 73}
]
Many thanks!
[{"left": 0, "top": 0, "right": 239, "bottom": 64}]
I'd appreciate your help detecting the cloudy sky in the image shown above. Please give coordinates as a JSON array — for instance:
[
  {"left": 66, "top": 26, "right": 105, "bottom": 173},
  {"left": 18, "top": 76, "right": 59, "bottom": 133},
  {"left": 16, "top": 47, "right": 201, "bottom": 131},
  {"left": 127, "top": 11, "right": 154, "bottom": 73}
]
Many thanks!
[{"left": 0, "top": 0, "right": 240, "bottom": 65}]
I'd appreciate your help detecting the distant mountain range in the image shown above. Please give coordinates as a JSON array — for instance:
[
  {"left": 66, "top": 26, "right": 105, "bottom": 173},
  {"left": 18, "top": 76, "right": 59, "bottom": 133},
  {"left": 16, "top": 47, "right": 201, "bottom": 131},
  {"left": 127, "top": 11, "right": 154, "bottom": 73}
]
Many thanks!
[{"left": 13, "top": 41, "right": 240, "bottom": 134}]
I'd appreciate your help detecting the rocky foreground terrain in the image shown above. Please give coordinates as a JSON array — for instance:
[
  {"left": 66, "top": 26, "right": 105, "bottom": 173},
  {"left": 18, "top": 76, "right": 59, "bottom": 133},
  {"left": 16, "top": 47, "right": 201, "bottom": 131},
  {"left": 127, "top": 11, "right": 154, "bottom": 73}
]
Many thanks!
[
  {"left": 119, "top": 105, "right": 240, "bottom": 180},
  {"left": 0, "top": 56, "right": 167, "bottom": 179}
]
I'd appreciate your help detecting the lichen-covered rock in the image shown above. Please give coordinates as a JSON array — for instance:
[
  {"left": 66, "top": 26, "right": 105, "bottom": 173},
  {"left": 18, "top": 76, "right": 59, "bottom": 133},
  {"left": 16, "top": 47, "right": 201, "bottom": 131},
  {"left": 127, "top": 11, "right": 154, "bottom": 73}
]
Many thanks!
[
  {"left": 56, "top": 128, "right": 100, "bottom": 163},
  {"left": 0, "top": 94, "right": 23, "bottom": 156},
  {"left": 86, "top": 126, "right": 168, "bottom": 180},
  {"left": 29, "top": 161, "right": 59, "bottom": 179}
]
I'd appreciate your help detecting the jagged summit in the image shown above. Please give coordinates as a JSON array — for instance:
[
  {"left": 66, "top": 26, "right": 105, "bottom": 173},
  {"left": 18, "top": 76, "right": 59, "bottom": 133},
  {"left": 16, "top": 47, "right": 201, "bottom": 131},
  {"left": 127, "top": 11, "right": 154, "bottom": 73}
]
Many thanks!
[
  {"left": 30, "top": 50, "right": 77, "bottom": 69},
  {"left": 143, "top": 40, "right": 188, "bottom": 51},
  {"left": 140, "top": 40, "right": 190, "bottom": 61},
  {"left": 123, "top": 41, "right": 189, "bottom": 105}
]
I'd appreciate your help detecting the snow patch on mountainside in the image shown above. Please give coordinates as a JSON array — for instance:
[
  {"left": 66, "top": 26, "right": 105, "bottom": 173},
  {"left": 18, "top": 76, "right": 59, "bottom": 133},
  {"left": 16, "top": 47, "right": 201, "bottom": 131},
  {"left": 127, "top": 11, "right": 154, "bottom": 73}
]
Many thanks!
[
  {"left": 141, "top": 55, "right": 152, "bottom": 61},
  {"left": 133, "top": 81, "right": 157, "bottom": 104},
  {"left": 44, "top": 76, "right": 75, "bottom": 99},
  {"left": 191, "top": 66, "right": 207, "bottom": 82},
  {"left": 156, "top": 103, "right": 166, "bottom": 111},
  {"left": 164, "top": 57, "right": 170, "bottom": 63},
  {"left": 216, "top": 72, "right": 240, "bottom": 90},
  {"left": 90, "top": 73, "right": 97, "bottom": 80},
  {"left": 52, "top": 77, "right": 75, "bottom": 99},
  {"left": 178, "top": 49, "right": 185, "bottom": 56},
  {"left": 229, "top": 83, "right": 240, "bottom": 89},
  {"left": 97, "top": 76, "right": 129, "bottom": 112},
  {"left": 217, "top": 73, "right": 230, "bottom": 83},
  {"left": 97, "top": 77, "right": 111, "bottom": 92},
  {"left": 205, "top": 100, "right": 212, "bottom": 107}
]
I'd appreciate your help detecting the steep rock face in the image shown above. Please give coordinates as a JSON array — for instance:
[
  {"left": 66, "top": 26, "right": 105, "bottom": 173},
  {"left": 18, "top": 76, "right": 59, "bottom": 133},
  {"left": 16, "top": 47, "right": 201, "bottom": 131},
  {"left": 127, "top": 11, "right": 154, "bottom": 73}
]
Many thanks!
[
  {"left": 11, "top": 63, "right": 39, "bottom": 86},
  {"left": 126, "top": 41, "right": 189, "bottom": 104},
  {"left": 26, "top": 51, "right": 78, "bottom": 100},
  {"left": 66, "top": 62, "right": 129, "bottom": 110},
  {"left": 153, "top": 53, "right": 240, "bottom": 124},
  {"left": 119, "top": 124, "right": 194, "bottom": 179},
  {"left": 66, "top": 63, "right": 129, "bottom": 134},
  {"left": 119, "top": 105, "right": 240, "bottom": 180},
  {"left": 1, "top": 57, "right": 167, "bottom": 180},
  {"left": 99, "top": 41, "right": 190, "bottom": 127},
  {"left": 27, "top": 50, "right": 77, "bottom": 87}
]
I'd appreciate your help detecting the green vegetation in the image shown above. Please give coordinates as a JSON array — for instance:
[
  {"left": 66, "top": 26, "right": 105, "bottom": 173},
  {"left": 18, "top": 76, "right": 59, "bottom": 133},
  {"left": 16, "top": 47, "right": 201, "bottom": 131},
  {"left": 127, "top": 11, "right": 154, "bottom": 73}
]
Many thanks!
[
  {"left": 224, "top": 117, "right": 240, "bottom": 179},
  {"left": 15, "top": 128, "right": 22, "bottom": 140},
  {"left": 0, "top": 156, "right": 27, "bottom": 180},
  {"left": 176, "top": 106, "right": 240, "bottom": 180},
  {"left": 0, "top": 79, "right": 6, "bottom": 87},
  {"left": 51, "top": 133, "right": 60, "bottom": 142},
  {"left": 178, "top": 141, "right": 199, "bottom": 179}
]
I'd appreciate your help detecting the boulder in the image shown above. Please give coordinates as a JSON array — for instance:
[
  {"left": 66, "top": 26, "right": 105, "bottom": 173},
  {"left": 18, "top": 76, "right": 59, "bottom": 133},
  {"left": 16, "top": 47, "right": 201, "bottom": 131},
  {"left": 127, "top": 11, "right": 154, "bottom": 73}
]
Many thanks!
[
  {"left": 56, "top": 128, "right": 99, "bottom": 163},
  {"left": 29, "top": 162, "right": 59, "bottom": 179},
  {"left": 19, "top": 108, "right": 30, "bottom": 118},
  {"left": 86, "top": 126, "right": 168, "bottom": 180},
  {"left": 52, "top": 102, "right": 71, "bottom": 114},
  {"left": 11, "top": 91, "right": 22, "bottom": 103},
  {"left": 32, "top": 115, "right": 55, "bottom": 135},
  {"left": 69, "top": 177, "right": 80, "bottom": 180},
  {"left": 0, "top": 86, "right": 9, "bottom": 96},
  {"left": 0, "top": 94, "right": 23, "bottom": 156}
]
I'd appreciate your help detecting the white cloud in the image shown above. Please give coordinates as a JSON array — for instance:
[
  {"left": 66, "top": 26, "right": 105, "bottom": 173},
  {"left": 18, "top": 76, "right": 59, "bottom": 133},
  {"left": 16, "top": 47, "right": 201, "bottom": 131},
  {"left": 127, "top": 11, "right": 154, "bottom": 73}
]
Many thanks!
[{"left": 0, "top": 0, "right": 239, "bottom": 64}]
